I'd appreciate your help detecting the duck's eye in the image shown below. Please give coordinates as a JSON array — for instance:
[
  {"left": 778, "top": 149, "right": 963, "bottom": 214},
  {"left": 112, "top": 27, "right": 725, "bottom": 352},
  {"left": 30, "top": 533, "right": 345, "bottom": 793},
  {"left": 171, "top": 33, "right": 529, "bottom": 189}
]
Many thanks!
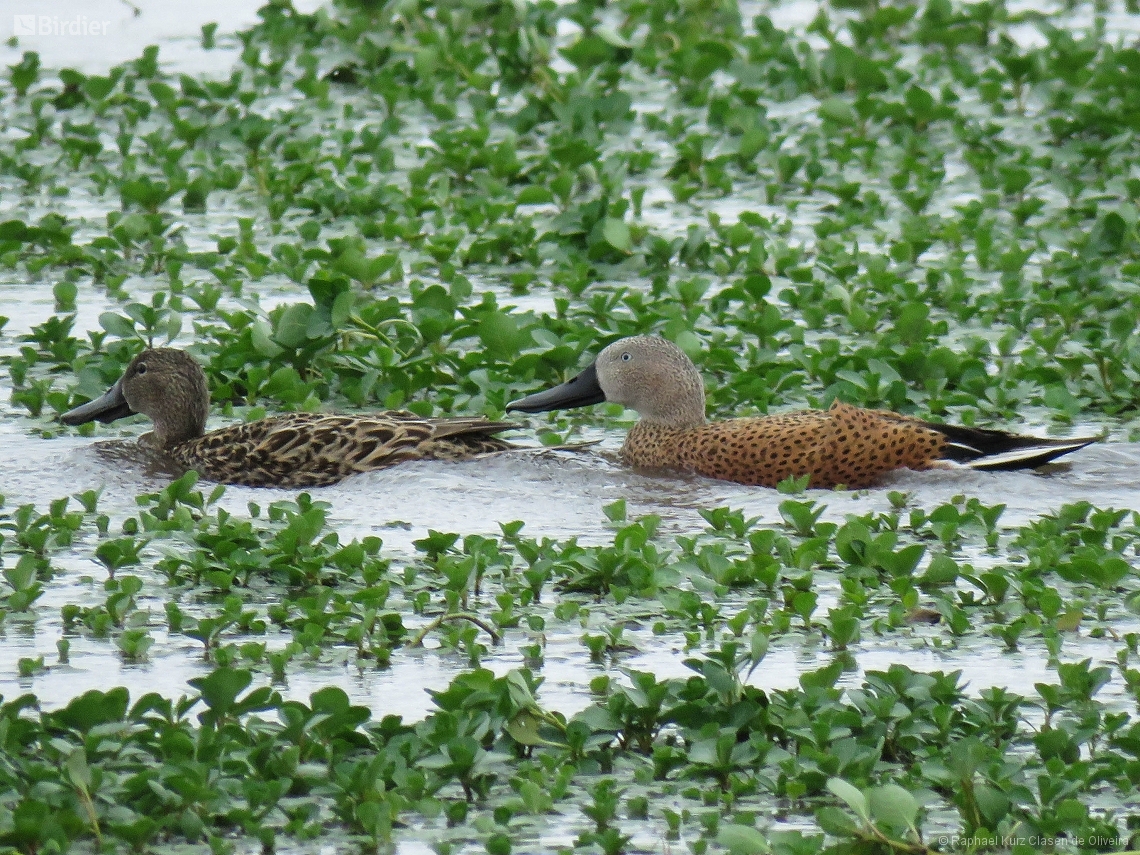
[
  {"left": 621, "top": 352, "right": 632, "bottom": 362},
  {"left": 136, "top": 363, "right": 147, "bottom": 375}
]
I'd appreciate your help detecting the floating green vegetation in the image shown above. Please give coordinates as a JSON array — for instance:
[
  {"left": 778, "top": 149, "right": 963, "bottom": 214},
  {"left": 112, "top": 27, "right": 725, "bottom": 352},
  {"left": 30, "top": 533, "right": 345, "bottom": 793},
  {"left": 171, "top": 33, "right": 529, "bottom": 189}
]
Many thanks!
[
  {"left": 0, "top": 656, "right": 1137, "bottom": 853},
  {"left": 3, "top": 0, "right": 1140, "bottom": 850},
  {"left": 3, "top": 476, "right": 1140, "bottom": 851},
  {"left": 2, "top": 0, "right": 1140, "bottom": 432},
  {"left": 7, "top": 477, "right": 1140, "bottom": 671}
]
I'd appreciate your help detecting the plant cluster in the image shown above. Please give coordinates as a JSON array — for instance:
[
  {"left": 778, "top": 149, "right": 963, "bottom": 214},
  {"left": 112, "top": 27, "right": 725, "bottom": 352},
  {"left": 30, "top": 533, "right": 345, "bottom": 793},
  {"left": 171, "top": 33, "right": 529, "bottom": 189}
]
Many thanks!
[
  {"left": 3, "top": 475, "right": 1140, "bottom": 851},
  {"left": 3, "top": 0, "right": 1140, "bottom": 849}
]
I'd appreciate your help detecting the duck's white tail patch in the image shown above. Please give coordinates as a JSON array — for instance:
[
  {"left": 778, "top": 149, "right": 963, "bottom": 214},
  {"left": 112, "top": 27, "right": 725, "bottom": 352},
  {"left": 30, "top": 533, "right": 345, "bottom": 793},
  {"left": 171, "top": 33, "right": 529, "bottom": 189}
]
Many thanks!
[{"left": 962, "top": 438, "right": 1098, "bottom": 471}]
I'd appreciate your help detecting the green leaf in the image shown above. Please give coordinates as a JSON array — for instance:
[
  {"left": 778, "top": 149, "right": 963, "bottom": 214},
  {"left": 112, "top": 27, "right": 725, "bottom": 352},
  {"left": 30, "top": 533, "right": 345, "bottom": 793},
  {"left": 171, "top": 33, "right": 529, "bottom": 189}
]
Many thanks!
[
  {"left": 602, "top": 499, "right": 627, "bottom": 522},
  {"left": 505, "top": 669, "right": 539, "bottom": 711},
  {"left": 190, "top": 667, "right": 253, "bottom": 716},
  {"left": 250, "top": 319, "right": 284, "bottom": 357},
  {"left": 275, "top": 303, "right": 312, "bottom": 348},
  {"left": 819, "top": 97, "right": 858, "bottom": 126},
  {"left": 918, "top": 553, "right": 959, "bottom": 586},
  {"left": 601, "top": 218, "right": 631, "bottom": 253},
  {"left": 815, "top": 805, "right": 859, "bottom": 835},
  {"left": 868, "top": 784, "right": 918, "bottom": 831},
  {"left": 717, "top": 824, "right": 770, "bottom": 855},
  {"left": 505, "top": 711, "right": 545, "bottom": 746},
  {"left": 4, "top": 553, "right": 38, "bottom": 591},
  {"left": 0, "top": 220, "right": 30, "bottom": 241},
  {"left": 827, "top": 778, "right": 870, "bottom": 823},
  {"left": 749, "top": 630, "right": 768, "bottom": 665},
  {"left": 517, "top": 185, "right": 554, "bottom": 205},
  {"left": 675, "top": 330, "right": 703, "bottom": 358},
  {"left": 477, "top": 311, "right": 525, "bottom": 360},
  {"left": 310, "top": 687, "right": 351, "bottom": 716},
  {"left": 331, "top": 289, "right": 354, "bottom": 328},
  {"left": 516, "top": 779, "right": 554, "bottom": 814},
  {"left": 65, "top": 748, "right": 92, "bottom": 791},
  {"left": 1089, "top": 211, "right": 1127, "bottom": 255},
  {"left": 800, "top": 660, "right": 843, "bottom": 689},
  {"left": 560, "top": 34, "right": 624, "bottom": 70},
  {"left": 52, "top": 687, "right": 130, "bottom": 730},
  {"left": 99, "top": 312, "right": 137, "bottom": 339},
  {"left": 974, "top": 783, "right": 1011, "bottom": 826}
]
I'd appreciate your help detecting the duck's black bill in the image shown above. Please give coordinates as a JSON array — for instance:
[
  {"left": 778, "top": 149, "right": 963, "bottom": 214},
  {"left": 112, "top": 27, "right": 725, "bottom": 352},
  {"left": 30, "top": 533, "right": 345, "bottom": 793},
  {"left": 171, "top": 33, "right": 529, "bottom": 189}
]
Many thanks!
[
  {"left": 60, "top": 378, "right": 135, "bottom": 426},
  {"left": 507, "top": 362, "right": 606, "bottom": 414}
]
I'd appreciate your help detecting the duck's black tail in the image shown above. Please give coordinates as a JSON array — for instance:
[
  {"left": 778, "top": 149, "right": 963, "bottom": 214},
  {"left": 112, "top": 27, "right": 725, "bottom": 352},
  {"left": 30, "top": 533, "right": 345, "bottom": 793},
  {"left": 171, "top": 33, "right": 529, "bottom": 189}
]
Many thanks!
[{"left": 927, "top": 422, "right": 1100, "bottom": 471}]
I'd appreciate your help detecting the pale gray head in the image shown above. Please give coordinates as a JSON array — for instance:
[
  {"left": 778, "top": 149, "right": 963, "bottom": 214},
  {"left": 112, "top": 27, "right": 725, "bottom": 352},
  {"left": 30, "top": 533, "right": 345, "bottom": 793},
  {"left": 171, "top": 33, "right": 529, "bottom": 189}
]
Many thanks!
[
  {"left": 594, "top": 336, "right": 706, "bottom": 427},
  {"left": 61, "top": 348, "right": 209, "bottom": 447},
  {"left": 508, "top": 335, "right": 707, "bottom": 429}
]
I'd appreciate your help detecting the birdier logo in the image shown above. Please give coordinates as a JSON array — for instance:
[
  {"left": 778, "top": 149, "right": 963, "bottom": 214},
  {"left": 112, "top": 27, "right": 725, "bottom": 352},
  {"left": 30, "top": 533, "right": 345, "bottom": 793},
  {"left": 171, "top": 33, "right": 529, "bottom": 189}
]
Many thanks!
[{"left": 12, "top": 14, "right": 111, "bottom": 37}]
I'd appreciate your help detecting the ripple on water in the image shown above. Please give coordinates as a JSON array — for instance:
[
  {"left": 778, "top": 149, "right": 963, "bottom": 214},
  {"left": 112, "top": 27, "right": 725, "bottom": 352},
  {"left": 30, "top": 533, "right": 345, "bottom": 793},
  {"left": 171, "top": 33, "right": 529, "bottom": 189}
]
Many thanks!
[{"left": 2, "top": 423, "right": 1137, "bottom": 714}]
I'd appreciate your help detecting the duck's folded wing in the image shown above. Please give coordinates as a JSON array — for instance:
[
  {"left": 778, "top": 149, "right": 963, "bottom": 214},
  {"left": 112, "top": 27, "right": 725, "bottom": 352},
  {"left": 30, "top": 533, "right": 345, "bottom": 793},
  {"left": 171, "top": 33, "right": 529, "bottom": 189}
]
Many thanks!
[{"left": 177, "top": 413, "right": 515, "bottom": 488}]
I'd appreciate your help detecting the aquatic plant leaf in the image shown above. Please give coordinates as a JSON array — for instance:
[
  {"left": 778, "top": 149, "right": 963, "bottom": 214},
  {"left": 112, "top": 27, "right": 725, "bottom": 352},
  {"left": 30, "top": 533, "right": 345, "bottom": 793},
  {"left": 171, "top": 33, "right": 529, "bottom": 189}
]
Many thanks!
[
  {"left": 716, "top": 823, "right": 770, "bottom": 854},
  {"left": 190, "top": 667, "right": 252, "bottom": 716},
  {"left": 867, "top": 784, "right": 918, "bottom": 832}
]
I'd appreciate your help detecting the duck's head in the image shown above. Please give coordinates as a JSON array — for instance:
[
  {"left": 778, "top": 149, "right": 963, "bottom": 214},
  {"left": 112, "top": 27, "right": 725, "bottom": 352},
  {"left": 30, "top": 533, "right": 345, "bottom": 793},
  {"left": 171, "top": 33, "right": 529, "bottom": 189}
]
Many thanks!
[
  {"left": 61, "top": 348, "right": 209, "bottom": 447},
  {"left": 508, "top": 335, "right": 706, "bottom": 429}
]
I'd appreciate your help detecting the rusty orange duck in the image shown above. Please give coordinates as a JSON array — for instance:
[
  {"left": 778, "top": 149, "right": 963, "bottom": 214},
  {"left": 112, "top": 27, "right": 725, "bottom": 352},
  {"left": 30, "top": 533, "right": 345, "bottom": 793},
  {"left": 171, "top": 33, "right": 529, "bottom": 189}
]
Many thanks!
[{"left": 507, "top": 336, "right": 1097, "bottom": 489}]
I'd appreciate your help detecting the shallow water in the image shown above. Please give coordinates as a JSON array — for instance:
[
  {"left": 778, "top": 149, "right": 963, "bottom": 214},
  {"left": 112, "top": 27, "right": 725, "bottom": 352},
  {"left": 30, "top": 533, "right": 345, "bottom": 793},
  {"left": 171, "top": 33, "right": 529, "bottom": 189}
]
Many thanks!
[
  {"left": 0, "top": 0, "right": 1136, "bottom": 720},
  {"left": 2, "top": 407, "right": 1137, "bottom": 716},
  {"left": 0, "top": 0, "right": 323, "bottom": 74},
  {"left": 2, "top": 2, "right": 1140, "bottom": 850}
]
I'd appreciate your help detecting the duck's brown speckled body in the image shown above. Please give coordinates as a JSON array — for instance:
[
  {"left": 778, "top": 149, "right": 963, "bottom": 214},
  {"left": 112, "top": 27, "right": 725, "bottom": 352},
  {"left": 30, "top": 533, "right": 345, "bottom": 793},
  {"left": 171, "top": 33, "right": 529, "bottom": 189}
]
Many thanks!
[
  {"left": 508, "top": 335, "right": 1098, "bottom": 489},
  {"left": 618, "top": 402, "right": 954, "bottom": 488},
  {"left": 61, "top": 349, "right": 515, "bottom": 488},
  {"left": 158, "top": 410, "right": 515, "bottom": 488}
]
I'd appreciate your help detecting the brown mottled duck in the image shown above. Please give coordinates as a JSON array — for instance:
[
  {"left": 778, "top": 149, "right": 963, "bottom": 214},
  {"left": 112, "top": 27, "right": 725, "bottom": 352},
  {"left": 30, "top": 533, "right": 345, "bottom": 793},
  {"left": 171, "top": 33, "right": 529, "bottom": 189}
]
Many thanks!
[
  {"left": 507, "top": 335, "right": 1098, "bottom": 489},
  {"left": 61, "top": 348, "right": 516, "bottom": 488}
]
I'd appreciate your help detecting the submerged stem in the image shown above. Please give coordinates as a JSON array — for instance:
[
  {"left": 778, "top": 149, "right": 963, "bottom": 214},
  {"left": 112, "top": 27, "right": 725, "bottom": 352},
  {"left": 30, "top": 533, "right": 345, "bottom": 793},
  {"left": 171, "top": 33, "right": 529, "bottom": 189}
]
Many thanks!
[{"left": 408, "top": 612, "right": 502, "bottom": 647}]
